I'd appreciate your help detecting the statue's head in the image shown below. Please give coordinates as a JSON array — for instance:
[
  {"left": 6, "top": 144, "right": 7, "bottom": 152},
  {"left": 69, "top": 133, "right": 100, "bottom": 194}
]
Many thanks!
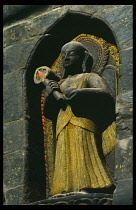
[{"left": 61, "top": 41, "right": 93, "bottom": 77}]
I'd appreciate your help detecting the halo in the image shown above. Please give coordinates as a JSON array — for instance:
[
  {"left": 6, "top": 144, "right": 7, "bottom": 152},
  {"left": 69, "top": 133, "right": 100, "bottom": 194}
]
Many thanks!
[{"left": 51, "top": 34, "right": 110, "bottom": 75}]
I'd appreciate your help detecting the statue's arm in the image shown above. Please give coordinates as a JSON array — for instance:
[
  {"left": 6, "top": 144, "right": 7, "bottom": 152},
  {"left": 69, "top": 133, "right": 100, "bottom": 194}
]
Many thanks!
[
  {"left": 43, "top": 80, "right": 64, "bottom": 120},
  {"left": 64, "top": 73, "right": 115, "bottom": 128},
  {"left": 64, "top": 73, "right": 112, "bottom": 101},
  {"left": 87, "top": 73, "right": 110, "bottom": 92}
]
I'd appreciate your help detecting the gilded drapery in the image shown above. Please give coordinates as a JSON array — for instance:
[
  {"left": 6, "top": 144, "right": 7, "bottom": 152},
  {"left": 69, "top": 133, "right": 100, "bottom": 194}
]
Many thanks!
[{"left": 50, "top": 73, "right": 115, "bottom": 196}]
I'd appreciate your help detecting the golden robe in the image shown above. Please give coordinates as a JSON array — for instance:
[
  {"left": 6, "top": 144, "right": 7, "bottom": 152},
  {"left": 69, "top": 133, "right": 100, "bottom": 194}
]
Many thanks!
[{"left": 51, "top": 73, "right": 114, "bottom": 196}]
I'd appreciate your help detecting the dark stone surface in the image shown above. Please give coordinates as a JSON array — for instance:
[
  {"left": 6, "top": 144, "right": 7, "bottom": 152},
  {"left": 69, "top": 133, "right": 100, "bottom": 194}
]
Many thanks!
[
  {"left": 93, "top": 5, "right": 133, "bottom": 50},
  {"left": 3, "top": 5, "right": 120, "bottom": 28},
  {"left": 119, "top": 48, "right": 133, "bottom": 93},
  {"left": 28, "top": 193, "right": 113, "bottom": 205},
  {"left": 3, "top": 5, "right": 63, "bottom": 27},
  {"left": 3, "top": 119, "right": 25, "bottom": 154},
  {"left": 3, "top": 38, "right": 39, "bottom": 74},
  {"left": 112, "top": 179, "right": 133, "bottom": 205},
  {"left": 116, "top": 116, "right": 133, "bottom": 140},
  {"left": 28, "top": 5, "right": 121, "bottom": 37},
  {"left": 3, "top": 70, "right": 24, "bottom": 122},
  {"left": 3, "top": 5, "right": 123, "bottom": 48},
  {"left": 60, "top": 5, "right": 121, "bottom": 16},
  {"left": 116, "top": 93, "right": 133, "bottom": 119},
  {"left": 114, "top": 137, "right": 133, "bottom": 180},
  {"left": 114, "top": 91, "right": 133, "bottom": 181},
  {"left": 3, "top": 7, "right": 65, "bottom": 48},
  {"left": 3, "top": 151, "right": 24, "bottom": 189},
  {"left": 118, "top": 91, "right": 133, "bottom": 104},
  {"left": 3, "top": 22, "right": 31, "bottom": 48},
  {"left": 29, "top": 9, "right": 66, "bottom": 37},
  {"left": 5, "top": 185, "right": 24, "bottom": 205}
]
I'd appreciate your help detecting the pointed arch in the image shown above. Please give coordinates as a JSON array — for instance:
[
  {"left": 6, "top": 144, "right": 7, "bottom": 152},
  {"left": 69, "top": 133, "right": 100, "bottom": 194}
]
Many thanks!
[{"left": 24, "top": 10, "right": 119, "bottom": 202}]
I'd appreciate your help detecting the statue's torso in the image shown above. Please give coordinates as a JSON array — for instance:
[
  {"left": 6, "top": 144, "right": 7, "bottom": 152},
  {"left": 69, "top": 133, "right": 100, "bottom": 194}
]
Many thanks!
[
  {"left": 59, "top": 73, "right": 91, "bottom": 92},
  {"left": 51, "top": 73, "right": 115, "bottom": 196},
  {"left": 56, "top": 72, "right": 98, "bottom": 138}
]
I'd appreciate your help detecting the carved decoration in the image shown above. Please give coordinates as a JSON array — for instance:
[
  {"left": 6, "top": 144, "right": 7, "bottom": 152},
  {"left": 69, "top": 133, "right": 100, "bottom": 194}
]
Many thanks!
[{"left": 29, "top": 193, "right": 113, "bottom": 205}]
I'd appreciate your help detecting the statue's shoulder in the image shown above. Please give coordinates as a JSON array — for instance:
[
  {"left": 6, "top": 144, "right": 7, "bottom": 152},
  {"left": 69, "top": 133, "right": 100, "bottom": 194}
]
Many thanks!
[
  {"left": 86, "top": 72, "right": 105, "bottom": 87},
  {"left": 76, "top": 73, "right": 100, "bottom": 81},
  {"left": 86, "top": 72, "right": 100, "bottom": 80},
  {"left": 88, "top": 72, "right": 104, "bottom": 80},
  {"left": 88, "top": 72, "right": 98, "bottom": 76}
]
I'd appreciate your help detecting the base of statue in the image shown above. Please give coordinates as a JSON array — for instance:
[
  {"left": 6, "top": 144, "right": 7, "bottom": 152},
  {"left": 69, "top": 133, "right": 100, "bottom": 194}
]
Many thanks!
[{"left": 28, "top": 192, "right": 113, "bottom": 205}]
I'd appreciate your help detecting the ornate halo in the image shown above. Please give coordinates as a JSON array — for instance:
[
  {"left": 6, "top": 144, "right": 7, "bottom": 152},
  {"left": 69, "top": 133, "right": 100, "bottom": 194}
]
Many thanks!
[{"left": 51, "top": 34, "right": 110, "bottom": 75}]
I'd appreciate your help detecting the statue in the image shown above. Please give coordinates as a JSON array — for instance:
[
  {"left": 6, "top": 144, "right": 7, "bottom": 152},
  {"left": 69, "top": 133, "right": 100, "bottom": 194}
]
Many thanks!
[{"left": 34, "top": 38, "right": 116, "bottom": 197}]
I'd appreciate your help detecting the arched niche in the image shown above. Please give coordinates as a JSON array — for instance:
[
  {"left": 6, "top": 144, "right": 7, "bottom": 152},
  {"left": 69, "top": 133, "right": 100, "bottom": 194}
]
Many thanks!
[{"left": 24, "top": 11, "right": 119, "bottom": 203}]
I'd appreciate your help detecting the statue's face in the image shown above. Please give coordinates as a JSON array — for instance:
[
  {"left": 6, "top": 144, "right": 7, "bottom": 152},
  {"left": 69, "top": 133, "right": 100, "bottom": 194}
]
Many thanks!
[{"left": 61, "top": 42, "right": 85, "bottom": 74}]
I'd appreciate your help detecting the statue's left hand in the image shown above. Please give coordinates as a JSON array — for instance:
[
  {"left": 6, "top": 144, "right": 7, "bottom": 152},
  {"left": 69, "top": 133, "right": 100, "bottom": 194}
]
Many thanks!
[{"left": 63, "top": 88, "right": 77, "bottom": 101}]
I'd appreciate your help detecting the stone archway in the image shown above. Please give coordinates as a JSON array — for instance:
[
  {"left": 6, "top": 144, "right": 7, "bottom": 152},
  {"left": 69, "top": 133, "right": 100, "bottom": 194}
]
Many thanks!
[{"left": 24, "top": 10, "right": 118, "bottom": 203}]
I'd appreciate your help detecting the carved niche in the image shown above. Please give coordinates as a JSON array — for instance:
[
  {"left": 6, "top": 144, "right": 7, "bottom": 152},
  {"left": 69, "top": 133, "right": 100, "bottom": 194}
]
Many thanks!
[{"left": 35, "top": 34, "right": 119, "bottom": 199}]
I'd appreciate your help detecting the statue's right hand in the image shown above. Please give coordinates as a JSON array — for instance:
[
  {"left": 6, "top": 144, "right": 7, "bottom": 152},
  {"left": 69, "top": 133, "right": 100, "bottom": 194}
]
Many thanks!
[{"left": 46, "top": 80, "right": 61, "bottom": 96}]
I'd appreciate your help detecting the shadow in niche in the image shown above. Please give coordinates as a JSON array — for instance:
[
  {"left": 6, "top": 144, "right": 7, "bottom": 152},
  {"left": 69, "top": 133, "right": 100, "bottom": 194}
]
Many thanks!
[{"left": 25, "top": 11, "right": 117, "bottom": 203}]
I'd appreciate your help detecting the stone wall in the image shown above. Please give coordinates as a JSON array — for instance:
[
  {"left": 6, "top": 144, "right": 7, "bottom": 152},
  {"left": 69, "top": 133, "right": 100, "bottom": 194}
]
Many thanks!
[{"left": 3, "top": 5, "right": 133, "bottom": 205}]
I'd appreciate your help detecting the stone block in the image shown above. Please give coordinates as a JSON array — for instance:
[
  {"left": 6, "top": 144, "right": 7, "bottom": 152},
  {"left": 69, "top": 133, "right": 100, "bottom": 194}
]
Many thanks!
[
  {"left": 3, "top": 151, "right": 24, "bottom": 189},
  {"left": 112, "top": 179, "right": 133, "bottom": 205},
  {"left": 65, "top": 5, "right": 120, "bottom": 15},
  {"left": 116, "top": 92, "right": 133, "bottom": 119},
  {"left": 3, "top": 70, "right": 24, "bottom": 122},
  {"left": 29, "top": 8, "right": 66, "bottom": 36},
  {"left": 3, "top": 5, "right": 63, "bottom": 27},
  {"left": 3, "top": 22, "right": 31, "bottom": 48},
  {"left": 119, "top": 48, "right": 133, "bottom": 94},
  {"left": 28, "top": 193, "right": 113, "bottom": 205},
  {"left": 3, "top": 119, "right": 25, "bottom": 154},
  {"left": 28, "top": 5, "right": 123, "bottom": 38},
  {"left": 3, "top": 37, "right": 39, "bottom": 74},
  {"left": 5, "top": 185, "right": 24, "bottom": 205},
  {"left": 116, "top": 116, "right": 133, "bottom": 140},
  {"left": 114, "top": 137, "right": 133, "bottom": 180},
  {"left": 93, "top": 5, "right": 133, "bottom": 50},
  {"left": 3, "top": 5, "right": 30, "bottom": 22}
]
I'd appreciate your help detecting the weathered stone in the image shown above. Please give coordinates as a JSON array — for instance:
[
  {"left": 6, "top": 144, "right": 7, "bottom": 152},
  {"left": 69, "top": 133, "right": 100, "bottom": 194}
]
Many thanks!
[
  {"left": 65, "top": 5, "right": 121, "bottom": 15},
  {"left": 119, "top": 48, "right": 133, "bottom": 93},
  {"left": 3, "top": 22, "right": 31, "bottom": 48},
  {"left": 3, "top": 5, "right": 31, "bottom": 22},
  {"left": 116, "top": 117, "right": 133, "bottom": 139},
  {"left": 3, "top": 151, "right": 24, "bottom": 189},
  {"left": 29, "top": 8, "right": 66, "bottom": 37},
  {"left": 5, "top": 185, "right": 24, "bottom": 205},
  {"left": 93, "top": 5, "right": 133, "bottom": 50},
  {"left": 114, "top": 137, "right": 133, "bottom": 180},
  {"left": 3, "top": 5, "right": 63, "bottom": 27},
  {"left": 118, "top": 91, "right": 133, "bottom": 103},
  {"left": 3, "top": 37, "right": 39, "bottom": 74},
  {"left": 28, "top": 193, "right": 113, "bottom": 205},
  {"left": 116, "top": 93, "right": 133, "bottom": 120},
  {"left": 3, "top": 119, "right": 25, "bottom": 154},
  {"left": 3, "top": 70, "right": 24, "bottom": 122},
  {"left": 112, "top": 179, "right": 133, "bottom": 205}
]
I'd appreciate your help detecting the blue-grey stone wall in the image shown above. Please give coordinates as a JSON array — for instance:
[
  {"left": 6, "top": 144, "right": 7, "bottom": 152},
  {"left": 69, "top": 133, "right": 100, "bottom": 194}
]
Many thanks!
[{"left": 3, "top": 5, "right": 133, "bottom": 205}]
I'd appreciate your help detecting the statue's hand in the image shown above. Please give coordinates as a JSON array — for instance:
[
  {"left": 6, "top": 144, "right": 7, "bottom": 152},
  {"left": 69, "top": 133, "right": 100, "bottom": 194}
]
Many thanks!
[
  {"left": 46, "top": 80, "right": 61, "bottom": 96},
  {"left": 63, "top": 88, "right": 77, "bottom": 102},
  {"left": 64, "top": 88, "right": 76, "bottom": 98}
]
